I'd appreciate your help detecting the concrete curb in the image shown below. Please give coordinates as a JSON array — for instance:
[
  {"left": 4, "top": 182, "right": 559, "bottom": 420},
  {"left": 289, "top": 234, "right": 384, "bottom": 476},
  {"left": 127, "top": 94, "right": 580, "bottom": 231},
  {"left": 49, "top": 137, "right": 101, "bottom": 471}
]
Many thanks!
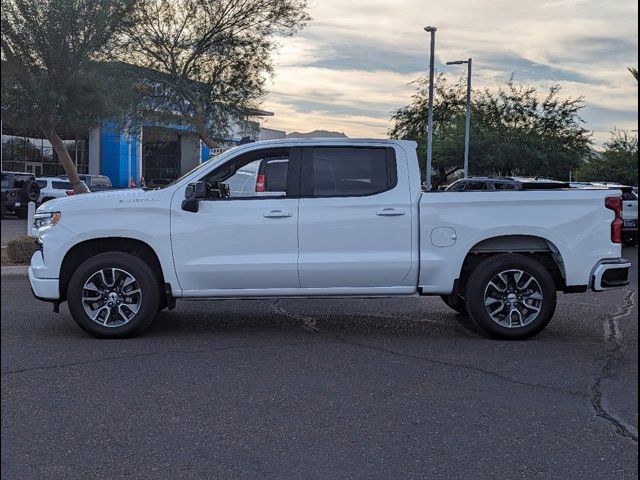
[{"left": 1, "top": 266, "right": 29, "bottom": 276}]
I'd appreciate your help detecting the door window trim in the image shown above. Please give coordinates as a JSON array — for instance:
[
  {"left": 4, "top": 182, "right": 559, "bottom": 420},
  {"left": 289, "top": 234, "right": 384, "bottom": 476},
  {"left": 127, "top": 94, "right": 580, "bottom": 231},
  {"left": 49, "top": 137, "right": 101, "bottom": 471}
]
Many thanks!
[
  {"left": 299, "top": 146, "right": 397, "bottom": 198},
  {"left": 195, "top": 147, "right": 301, "bottom": 201}
]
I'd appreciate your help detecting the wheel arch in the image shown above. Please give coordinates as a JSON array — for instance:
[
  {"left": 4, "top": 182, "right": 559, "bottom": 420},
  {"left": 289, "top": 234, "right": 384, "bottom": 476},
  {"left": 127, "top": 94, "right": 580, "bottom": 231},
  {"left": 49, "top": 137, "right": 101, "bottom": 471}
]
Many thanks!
[
  {"left": 457, "top": 235, "right": 567, "bottom": 294},
  {"left": 59, "top": 237, "right": 168, "bottom": 304}
]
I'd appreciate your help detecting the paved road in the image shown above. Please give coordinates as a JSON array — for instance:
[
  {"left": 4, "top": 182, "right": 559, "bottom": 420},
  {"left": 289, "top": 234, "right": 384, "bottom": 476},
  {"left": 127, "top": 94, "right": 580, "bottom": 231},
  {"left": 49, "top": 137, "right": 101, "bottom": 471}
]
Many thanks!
[
  {"left": 2, "top": 249, "right": 637, "bottom": 479},
  {"left": 1, "top": 218, "right": 27, "bottom": 246}
]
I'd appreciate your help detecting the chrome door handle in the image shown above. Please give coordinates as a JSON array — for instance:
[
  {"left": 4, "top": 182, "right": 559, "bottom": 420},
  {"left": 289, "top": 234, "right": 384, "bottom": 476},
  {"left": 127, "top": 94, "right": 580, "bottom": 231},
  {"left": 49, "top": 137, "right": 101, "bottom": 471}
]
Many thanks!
[
  {"left": 263, "top": 209, "right": 292, "bottom": 218},
  {"left": 376, "top": 208, "right": 406, "bottom": 216}
]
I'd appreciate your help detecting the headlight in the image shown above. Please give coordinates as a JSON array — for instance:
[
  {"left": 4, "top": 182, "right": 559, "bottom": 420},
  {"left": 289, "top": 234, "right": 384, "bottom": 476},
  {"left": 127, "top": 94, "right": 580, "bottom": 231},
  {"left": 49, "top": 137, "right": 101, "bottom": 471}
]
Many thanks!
[{"left": 33, "top": 212, "right": 62, "bottom": 229}]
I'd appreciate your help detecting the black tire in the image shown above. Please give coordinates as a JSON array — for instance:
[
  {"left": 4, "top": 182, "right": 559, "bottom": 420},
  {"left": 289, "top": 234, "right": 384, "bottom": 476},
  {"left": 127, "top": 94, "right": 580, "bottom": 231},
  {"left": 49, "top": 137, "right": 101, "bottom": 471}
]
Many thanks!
[
  {"left": 440, "top": 294, "right": 466, "bottom": 314},
  {"left": 21, "top": 180, "right": 40, "bottom": 203},
  {"left": 465, "top": 254, "right": 557, "bottom": 340},
  {"left": 67, "top": 252, "right": 160, "bottom": 338},
  {"left": 16, "top": 207, "right": 28, "bottom": 219}
]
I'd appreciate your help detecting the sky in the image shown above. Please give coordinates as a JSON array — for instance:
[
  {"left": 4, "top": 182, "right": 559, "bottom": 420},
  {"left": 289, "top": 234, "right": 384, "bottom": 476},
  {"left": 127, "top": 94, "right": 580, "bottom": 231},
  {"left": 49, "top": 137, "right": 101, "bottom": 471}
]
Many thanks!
[{"left": 260, "top": 0, "right": 638, "bottom": 145}]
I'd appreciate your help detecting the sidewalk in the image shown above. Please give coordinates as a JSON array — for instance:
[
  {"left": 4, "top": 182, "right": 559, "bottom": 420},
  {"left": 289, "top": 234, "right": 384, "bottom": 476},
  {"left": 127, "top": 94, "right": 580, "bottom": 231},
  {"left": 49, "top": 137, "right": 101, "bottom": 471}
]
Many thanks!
[{"left": 1, "top": 265, "right": 28, "bottom": 276}]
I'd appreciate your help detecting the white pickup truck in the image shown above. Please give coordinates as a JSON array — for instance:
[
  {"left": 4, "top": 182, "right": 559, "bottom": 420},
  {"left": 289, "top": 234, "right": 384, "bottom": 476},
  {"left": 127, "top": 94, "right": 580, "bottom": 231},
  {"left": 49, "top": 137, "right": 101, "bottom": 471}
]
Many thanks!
[{"left": 29, "top": 138, "right": 631, "bottom": 340}]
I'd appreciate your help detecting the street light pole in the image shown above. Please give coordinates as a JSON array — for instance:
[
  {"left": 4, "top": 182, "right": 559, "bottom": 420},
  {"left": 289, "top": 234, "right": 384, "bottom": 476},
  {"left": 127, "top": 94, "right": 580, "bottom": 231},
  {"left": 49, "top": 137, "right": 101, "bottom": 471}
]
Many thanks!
[
  {"left": 463, "top": 58, "right": 472, "bottom": 178},
  {"left": 446, "top": 58, "right": 472, "bottom": 178},
  {"left": 424, "top": 26, "right": 437, "bottom": 191}
]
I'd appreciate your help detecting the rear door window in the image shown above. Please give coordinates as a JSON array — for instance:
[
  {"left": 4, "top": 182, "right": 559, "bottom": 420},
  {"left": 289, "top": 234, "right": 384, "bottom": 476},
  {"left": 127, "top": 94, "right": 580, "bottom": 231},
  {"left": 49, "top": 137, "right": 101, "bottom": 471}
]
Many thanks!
[
  {"left": 36, "top": 180, "right": 47, "bottom": 188},
  {"left": 52, "top": 181, "right": 71, "bottom": 190},
  {"left": 302, "top": 147, "right": 396, "bottom": 197}
]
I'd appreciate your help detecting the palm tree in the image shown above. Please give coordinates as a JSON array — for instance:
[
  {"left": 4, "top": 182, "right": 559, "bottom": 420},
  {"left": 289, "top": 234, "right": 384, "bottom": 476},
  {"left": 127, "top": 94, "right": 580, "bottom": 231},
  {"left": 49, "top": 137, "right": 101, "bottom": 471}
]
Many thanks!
[{"left": 629, "top": 67, "right": 638, "bottom": 81}]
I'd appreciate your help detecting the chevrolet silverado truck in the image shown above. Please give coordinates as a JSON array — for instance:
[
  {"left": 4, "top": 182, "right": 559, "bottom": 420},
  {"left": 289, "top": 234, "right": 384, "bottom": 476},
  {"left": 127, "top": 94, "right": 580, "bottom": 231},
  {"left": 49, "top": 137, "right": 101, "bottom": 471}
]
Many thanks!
[{"left": 29, "top": 138, "right": 631, "bottom": 339}]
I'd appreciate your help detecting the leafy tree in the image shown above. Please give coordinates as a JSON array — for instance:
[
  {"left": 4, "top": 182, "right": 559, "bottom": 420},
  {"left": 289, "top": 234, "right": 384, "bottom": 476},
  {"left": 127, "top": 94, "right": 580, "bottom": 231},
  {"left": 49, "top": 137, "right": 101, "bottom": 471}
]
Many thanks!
[
  {"left": 389, "top": 75, "right": 592, "bottom": 188},
  {"left": 576, "top": 130, "right": 638, "bottom": 186},
  {"left": 389, "top": 74, "right": 468, "bottom": 186},
  {"left": 124, "top": 0, "right": 310, "bottom": 150},
  {"left": 1, "top": 0, "right": 136, "bottom": 192}
]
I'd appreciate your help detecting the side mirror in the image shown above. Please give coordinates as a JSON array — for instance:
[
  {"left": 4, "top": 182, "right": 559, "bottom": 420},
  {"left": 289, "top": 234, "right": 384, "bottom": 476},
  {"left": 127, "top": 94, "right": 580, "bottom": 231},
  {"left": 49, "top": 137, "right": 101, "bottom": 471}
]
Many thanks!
[
  {"left": 185, "top": 181, "right": 207, "bottom": 199},
  {"left": 194, "top": 181, "right": 207, "bottom": 199},
  {"left": 181, "top": 198, "right": 199, "bottom": 213},
  {"left": 182, "top": 181, "right": 207, "bottom": 212}
]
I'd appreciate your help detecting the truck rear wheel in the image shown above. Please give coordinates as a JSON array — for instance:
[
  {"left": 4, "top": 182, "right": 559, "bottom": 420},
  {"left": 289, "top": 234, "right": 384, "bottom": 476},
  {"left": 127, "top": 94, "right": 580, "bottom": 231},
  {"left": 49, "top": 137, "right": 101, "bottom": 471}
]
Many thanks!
[
  {"left": 67, "top": 252, "right": 160, "bottom": 338},
  {"left": 465, "top": 254, "right": 557, "bottom": 340}
]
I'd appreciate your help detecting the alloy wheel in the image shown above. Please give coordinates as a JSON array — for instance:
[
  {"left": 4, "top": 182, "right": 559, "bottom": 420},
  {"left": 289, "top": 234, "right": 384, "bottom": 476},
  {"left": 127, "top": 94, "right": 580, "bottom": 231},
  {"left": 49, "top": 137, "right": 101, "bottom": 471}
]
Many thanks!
[
  {"left": 483, "top": 269, "right": 543, "bottom": 328},
  {"left": 81, "top": 268, "right": 143, "bottom": 327}
]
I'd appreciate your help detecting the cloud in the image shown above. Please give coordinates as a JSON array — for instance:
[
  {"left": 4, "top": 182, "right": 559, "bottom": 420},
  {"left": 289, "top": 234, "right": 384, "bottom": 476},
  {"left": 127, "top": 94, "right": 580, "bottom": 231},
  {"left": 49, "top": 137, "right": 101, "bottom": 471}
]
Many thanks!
[{"left": 264, "top": 0, "right": 638, "bottom": 144}]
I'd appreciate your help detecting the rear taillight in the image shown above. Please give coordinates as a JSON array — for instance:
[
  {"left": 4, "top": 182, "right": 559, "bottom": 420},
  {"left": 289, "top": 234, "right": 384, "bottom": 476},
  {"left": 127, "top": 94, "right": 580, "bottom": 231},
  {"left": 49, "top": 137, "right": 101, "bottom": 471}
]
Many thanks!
[
  {"left": 66, "top": 190, "right": 75, "bottom": 196},
  {"left": 255, "top": 174, "right": 266, "bottom": 192},
  {"left": 605, "top": 196, "right": 623, "bottom": 244}
]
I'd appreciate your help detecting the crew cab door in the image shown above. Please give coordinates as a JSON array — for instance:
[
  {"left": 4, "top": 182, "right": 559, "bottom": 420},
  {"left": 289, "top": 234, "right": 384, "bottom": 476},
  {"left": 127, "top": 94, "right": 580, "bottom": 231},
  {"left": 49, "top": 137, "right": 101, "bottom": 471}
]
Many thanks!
[
  {"left": 297, "top": 146, "right": 413, "bottom": 288},
  {"left": 171, "top": 147, "right": 301, "bottom": 293}
]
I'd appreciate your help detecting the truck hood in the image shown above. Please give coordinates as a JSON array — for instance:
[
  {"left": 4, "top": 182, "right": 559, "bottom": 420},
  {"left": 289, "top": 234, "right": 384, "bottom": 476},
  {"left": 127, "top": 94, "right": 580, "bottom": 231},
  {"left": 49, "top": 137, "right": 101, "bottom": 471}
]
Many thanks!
[{"left": 36, "top": 188, "right": 158, "bottom": 213}]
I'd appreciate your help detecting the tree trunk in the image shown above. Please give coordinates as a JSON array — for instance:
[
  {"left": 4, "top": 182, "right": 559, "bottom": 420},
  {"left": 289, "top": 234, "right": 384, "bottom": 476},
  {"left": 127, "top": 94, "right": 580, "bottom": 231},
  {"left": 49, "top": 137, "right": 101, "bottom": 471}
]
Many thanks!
[
  {"left": 433, "top": 165, "right": 448, "bottom": 190},
  {"left": 193, "top": 111, "right": 219, "bottom": 151},
  {"left": 41, "top": 115, "right": 89, "bottom": 194}
]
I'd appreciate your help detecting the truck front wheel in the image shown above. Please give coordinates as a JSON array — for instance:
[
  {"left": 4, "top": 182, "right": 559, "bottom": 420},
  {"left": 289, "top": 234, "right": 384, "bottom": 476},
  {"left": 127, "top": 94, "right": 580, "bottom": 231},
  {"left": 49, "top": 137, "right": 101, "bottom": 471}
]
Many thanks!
[
  {"left": 465, "top": 254, "right": 557, "bottom": 340},
  {"left": 67, "top": 252, "right": 160, "bottom": 338}
]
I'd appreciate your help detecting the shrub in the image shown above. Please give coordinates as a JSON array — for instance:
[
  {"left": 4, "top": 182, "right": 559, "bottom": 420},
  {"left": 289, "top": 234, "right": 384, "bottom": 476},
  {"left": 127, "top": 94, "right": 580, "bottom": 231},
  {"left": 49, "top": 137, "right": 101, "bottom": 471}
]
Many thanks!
[{"left": 6, "top": 235, "right": 39, "bottom": 264}]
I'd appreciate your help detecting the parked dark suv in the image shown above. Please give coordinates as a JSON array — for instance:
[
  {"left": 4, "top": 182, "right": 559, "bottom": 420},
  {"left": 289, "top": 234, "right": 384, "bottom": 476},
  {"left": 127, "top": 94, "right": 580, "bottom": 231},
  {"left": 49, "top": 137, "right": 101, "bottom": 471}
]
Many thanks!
[
  {"left": 58, "top": 174, "right": 114, "bottom": 192},
  {"left": 1, "top": 171, "right": 41, "bottom": 219},
  {"left": 445, "top": 176, "right": 570, "bottom": 192}
]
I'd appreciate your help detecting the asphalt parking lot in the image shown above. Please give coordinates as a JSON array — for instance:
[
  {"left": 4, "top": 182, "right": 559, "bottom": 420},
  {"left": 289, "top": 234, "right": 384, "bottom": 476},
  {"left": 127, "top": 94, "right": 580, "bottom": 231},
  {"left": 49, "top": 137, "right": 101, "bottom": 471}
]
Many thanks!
[{"left": 1, "top": 248, "right": 637, "bottom": 479}]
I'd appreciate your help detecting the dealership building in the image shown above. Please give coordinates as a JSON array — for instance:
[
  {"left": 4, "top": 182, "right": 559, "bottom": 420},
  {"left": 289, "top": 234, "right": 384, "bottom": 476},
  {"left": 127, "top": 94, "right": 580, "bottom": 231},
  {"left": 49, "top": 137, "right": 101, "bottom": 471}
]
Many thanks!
[{"left": 1, "top": 117, "right": 285, "bottom": 187}]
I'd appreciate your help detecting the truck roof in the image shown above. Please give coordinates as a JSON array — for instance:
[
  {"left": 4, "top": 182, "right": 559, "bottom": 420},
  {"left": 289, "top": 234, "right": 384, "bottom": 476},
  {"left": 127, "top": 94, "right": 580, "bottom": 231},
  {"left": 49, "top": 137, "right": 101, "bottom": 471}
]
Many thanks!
[{"left": 242, "top": 137, "right": 417, "bottom": 148}]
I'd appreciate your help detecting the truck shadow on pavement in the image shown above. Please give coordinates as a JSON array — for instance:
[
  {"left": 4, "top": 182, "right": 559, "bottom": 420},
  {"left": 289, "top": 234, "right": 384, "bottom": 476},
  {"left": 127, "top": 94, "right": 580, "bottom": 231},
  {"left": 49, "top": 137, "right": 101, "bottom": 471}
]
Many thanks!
[{"left": 137, "top": 299, "right": 504, "bottom": 341}]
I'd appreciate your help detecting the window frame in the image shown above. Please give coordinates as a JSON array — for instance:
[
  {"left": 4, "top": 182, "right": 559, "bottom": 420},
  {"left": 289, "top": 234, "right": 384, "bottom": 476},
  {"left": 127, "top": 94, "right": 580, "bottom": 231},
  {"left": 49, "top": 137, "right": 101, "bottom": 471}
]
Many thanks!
[
  {"left": 196, "top": 147, "right": 301, "bottom": 201},
  {"left": 299, "top": 146, "right": 397, "bottom": 198}
]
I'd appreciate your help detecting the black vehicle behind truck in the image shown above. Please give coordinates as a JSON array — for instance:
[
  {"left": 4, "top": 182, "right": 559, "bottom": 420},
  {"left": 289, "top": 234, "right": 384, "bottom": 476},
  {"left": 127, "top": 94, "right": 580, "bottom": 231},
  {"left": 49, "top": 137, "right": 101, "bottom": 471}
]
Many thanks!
[
  {"left": 1, "top": 171, "right": 40, "bottom": 219},
  {"left": 58, "top": 174, "right": 115, "bottom": 192},
  {"left": 445, "top": 176, "right": 571, "bottom": 191}
]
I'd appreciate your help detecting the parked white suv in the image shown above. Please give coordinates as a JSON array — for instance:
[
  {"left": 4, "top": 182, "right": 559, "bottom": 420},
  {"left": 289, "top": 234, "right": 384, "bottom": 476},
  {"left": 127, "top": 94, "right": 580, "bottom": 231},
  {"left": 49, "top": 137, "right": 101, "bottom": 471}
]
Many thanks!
[
  {"left": 29, "top": 139, "right": 631, "bottom": 339},
  {"left": 36, "top": 177, "right": 91, "bottom": 204}
]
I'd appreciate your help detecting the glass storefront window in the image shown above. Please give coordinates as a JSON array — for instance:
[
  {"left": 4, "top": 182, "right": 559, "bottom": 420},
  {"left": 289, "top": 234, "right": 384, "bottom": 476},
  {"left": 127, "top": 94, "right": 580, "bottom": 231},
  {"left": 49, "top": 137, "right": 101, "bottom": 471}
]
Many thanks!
[{"left": 1, "top": 132, "right": 88, "bottom": 176}]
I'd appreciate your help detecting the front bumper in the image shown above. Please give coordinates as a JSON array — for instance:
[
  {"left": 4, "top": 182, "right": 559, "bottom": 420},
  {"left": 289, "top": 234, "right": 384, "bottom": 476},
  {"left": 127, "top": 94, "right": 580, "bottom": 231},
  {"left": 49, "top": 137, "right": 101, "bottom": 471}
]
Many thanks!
[
  {"left": 591, "top": 258, "right": 632, "bottom": 292},
  {"left": 28, "top": 251, "right": 60, "bottom": 300}
]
